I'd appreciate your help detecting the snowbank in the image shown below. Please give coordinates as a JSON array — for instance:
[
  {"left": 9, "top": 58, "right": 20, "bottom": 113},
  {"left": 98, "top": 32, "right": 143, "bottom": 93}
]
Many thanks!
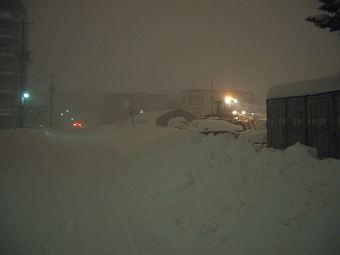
[
  {"left": 127, "top": 133, "right": 340, "bottom": 255},
  {"left": 1, "top": 127, "right": 339, "bottom": 255},
  {"left": 239, "top": 129, "right": 267, "bottom": 144}
]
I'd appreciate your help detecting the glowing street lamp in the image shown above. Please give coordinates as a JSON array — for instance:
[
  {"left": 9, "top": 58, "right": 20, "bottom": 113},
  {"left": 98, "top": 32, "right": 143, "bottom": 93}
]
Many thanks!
[
  {"left": 21, "top": 92, "right": 31, "bottom": 104},
  {"left": 224, "top": 96, "right": 232, "bottom": 104},
  {"left": 224, "top": 96, "right": 238, "bottom": 105}
]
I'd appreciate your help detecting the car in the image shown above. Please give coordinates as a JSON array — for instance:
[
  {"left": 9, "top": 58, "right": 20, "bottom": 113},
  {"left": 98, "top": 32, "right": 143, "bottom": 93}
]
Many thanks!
[
  {"left": 190, "top": 118, "right": 243, "bottom": 135},
  {"left": 71, "top": 121, "right": 83, "bottom": 128}
]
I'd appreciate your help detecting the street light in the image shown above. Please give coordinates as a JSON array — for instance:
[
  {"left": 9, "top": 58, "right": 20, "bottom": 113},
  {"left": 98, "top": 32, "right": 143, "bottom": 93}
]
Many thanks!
[
  {"left": 21, "top": 92, "right": 30, "bottom": 104},
  {"left": 225, "top": 96, "right": 232, "bottom": 104},
  {"left": 224, "top": 96, "right": 238, "bottom": 105}
]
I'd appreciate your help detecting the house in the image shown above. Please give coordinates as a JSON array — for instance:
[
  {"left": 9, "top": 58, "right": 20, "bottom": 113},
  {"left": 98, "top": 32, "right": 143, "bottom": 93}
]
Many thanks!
[{"left": 267, "top": 74, "right": 340, "bottom": 158}]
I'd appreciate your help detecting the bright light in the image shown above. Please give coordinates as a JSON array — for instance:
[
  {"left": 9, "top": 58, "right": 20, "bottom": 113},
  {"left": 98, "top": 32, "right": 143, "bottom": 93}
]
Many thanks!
[
  {"left": 225, "top": 96, "right": 238, "bottom": 104},
  {"left": 72, "top": 122, "right": 83, "bottom": 128},
  {"left": 139, "top": 109, "right": 144, "bottom": 114},
  {"left": 21, "top": 92, "right": 30, "bottom": 104},
  {"left": 60, "top": 113, "right": 64, "bottom": 116},
  {"left": 242, "top": 110, "right": 246, "bottom": 114},
  {"left": 70, "top": 117, "right": 74, "bottom": 121},
  {"left": 224, "top": 96, "right": 232, "bottom": 104},
  {"left": 66, "top": 109, "right": 70, "bottom": 113},
  {"left": 232, "top": 110, "right": 237, "bottom": 115}
]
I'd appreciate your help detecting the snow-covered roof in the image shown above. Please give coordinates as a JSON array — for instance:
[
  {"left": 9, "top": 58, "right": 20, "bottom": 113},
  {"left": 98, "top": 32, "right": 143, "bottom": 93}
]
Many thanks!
[{"left": 267, "top": 74, "right": 340, "bottom": 99}]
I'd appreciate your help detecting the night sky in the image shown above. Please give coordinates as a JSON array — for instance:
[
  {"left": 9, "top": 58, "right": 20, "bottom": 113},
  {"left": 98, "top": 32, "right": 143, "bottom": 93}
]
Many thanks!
[{"left": 24, "top": 0, "right": 340, "bottom": 97}]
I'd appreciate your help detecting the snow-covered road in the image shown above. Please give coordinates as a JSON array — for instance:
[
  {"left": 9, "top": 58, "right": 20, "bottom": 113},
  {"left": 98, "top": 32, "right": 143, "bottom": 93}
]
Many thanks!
[
  {"left": 0, "top": 127, "right": 180, "bottom": 255},
  {"left": 1, "top": 123, "right": 340, "bottom": 255}
]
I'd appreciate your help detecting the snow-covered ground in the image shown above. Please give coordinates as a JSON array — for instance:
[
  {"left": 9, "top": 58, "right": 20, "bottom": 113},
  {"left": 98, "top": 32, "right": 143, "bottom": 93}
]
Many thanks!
[{"left": 1, "top": 116, "right": 340, "bottom": 255}]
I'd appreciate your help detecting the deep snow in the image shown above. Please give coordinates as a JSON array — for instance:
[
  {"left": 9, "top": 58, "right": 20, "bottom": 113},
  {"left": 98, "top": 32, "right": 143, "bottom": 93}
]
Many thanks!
[{"left": 0, "top": 119, "right": 339, "bottom": 254}]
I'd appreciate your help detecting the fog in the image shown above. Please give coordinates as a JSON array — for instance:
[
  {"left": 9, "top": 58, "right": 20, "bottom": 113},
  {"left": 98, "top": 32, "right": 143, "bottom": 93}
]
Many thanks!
[
  {"left": 2, "top": 1, "right": 340, "bottom": 253},
  {"left": 24, "top": 0, "right": 340, "bottom": 98}
]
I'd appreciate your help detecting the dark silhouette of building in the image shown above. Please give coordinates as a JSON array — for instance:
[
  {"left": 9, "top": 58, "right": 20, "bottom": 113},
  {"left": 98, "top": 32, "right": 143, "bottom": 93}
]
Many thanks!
[
  {"left": 181, "top": 88, "right": 255, "bottom": 117},
  {"left": 267, "top": 74, "right": 340, "bottom": 158},
  {"left": 104, "top": 93, "right": 175, "bottom": 123},
  {"left": 0, "top": 0, "right": 29, "bottom": 129}
]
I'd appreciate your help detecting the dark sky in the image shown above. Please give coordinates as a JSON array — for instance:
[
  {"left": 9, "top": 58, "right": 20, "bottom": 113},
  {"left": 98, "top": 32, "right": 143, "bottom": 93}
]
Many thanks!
[{"left": 24, "top": 0, "right": 340, "bottom": 97}]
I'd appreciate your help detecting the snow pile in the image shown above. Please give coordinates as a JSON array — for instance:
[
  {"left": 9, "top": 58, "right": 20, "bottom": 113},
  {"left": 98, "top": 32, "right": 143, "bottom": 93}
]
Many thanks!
[
  {"left": 189, "top": 119, "right": 243, "bottom": 133},
  {"left": 0, "top": 128, "right": 53, "bottom": 162},
  {"left": 1, "top": 127, "right": 340, "bottom": 255},
  {"left": 239, "top": 129, "right": 267, "bottom": 144},
  {"left": 127, "top": 133, "right": 340, "bottom": 255},
  {"left": 168, "top": 117, "right": 189, "bottom": 129}
]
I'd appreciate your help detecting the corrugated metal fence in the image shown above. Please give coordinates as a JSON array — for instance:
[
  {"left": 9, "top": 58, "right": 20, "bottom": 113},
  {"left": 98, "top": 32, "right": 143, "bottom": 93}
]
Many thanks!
[{"left": 267, "top": 90, "right": 340, "bottom": 158}]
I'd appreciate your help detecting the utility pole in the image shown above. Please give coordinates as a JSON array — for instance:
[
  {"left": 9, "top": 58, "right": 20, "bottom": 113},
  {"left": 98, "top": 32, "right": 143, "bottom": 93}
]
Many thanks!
[
  {"left": 48, "top": 74, "right": 56, "bottom": 127},
  {"left": 210, "top": 78, "right": 214, "bottom": 114}
]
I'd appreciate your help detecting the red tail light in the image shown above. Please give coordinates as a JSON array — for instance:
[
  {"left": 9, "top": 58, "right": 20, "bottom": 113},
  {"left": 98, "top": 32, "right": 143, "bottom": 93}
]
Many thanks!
[{"left": 72, "top": 122, "right": 83, "bottom": 127}]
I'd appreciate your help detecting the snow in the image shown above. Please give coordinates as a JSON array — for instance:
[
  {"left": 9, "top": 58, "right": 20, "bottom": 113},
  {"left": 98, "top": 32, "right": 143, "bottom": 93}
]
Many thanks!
[
  {"left": 189, "top": 118, "right": 243, "bottom": 133},
  {"left": 1, "top": 122, "right": 340, "bottom": 255},
  {"left": 168, "top": 117, "right": 189, "bottom": 129},
  {"left": 267, "top": 75, "right": 340, "bottom": 99},
  {"left": 239, "top": 129, "right": 267, "bottom": 144}
]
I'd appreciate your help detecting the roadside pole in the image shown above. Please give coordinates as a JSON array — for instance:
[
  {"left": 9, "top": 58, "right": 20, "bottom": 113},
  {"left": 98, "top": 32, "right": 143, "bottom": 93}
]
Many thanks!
[{"left": 128, "top": 106, "right": 135, "bottom": 128}]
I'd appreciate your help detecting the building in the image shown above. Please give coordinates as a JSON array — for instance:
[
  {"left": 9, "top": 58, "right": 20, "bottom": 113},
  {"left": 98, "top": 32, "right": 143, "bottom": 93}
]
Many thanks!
[
  {"left": 267, "top": 74, "right": 340, "bottom": 158},
  {"left": 104, "top": 93, "right": 176, "bottom": 123},
  {"left": 0, "top": 0, "right": 29, "bottom": 129},
  {"left": 180, "top": 88, "right": 255, "bottom": 117}
]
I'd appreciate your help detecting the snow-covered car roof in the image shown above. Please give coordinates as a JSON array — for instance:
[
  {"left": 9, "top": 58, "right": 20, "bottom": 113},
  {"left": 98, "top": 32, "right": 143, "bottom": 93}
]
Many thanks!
[
  {"left": 190, "top": 119, "right": 243, "bottom": 132},
  {"left": 267, "top": 74, "right": 340, "bottom": 99}
]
